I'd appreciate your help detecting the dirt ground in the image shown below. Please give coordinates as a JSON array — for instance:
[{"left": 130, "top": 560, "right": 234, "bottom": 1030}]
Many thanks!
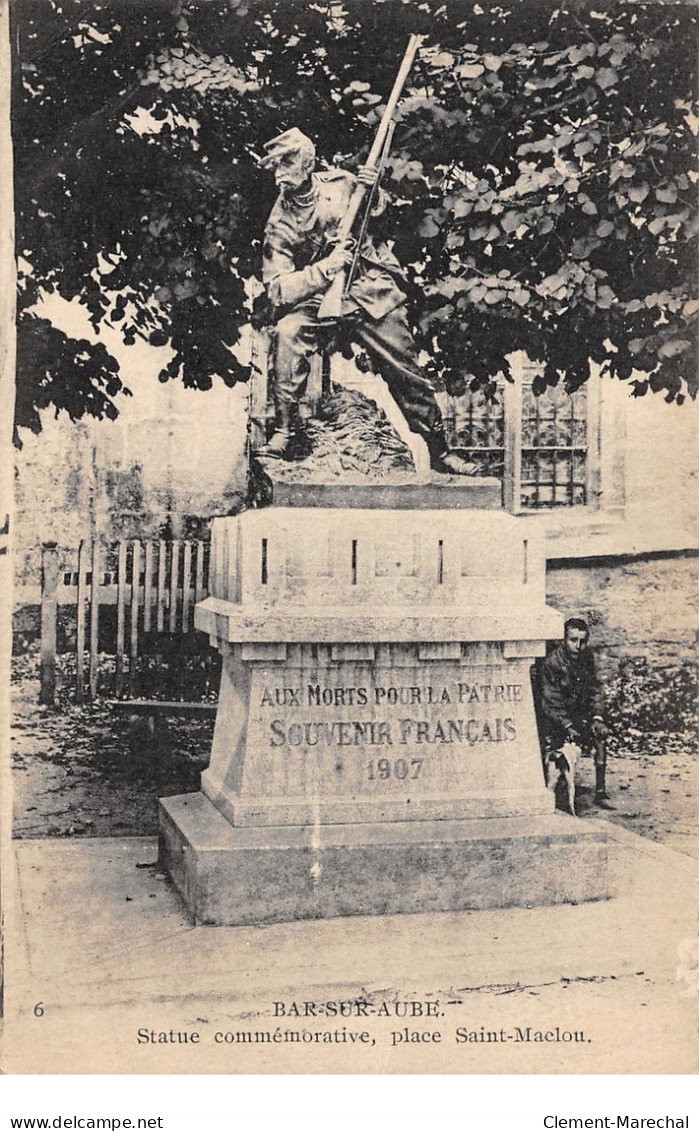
[{"left": 10, "top": 650, "right": 698, "bottom": 858}]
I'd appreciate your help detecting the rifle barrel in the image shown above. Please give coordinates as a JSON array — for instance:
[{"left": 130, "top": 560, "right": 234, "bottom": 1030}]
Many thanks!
[
  {"left": 317, "top": 34, "right": 424, "bottom": 320},
  {"left": 366, "top": 34, "right": 424, "bottom": 170}
]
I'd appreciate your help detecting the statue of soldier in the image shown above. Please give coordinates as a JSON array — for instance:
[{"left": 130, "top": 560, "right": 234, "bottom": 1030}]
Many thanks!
[{"left": 256, "top": 128, "right": 474, "bottom": 474}]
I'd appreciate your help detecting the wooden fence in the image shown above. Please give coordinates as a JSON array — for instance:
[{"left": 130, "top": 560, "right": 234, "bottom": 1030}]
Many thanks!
[{"left": 36, "top": 539, "right": 210, "bottom": 706}]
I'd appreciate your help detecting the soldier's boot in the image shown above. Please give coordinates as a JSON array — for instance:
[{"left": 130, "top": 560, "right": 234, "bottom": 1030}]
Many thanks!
[
  {"left": 594, "top": 762, "right": 615, "bottom": 809},
  {"left": 433, "top": 450, "right": 479, "bottom": 475},
  {"left": 260, "top": 405, "right": 293, "bottom": 460},
  {"left": 426, "top": 428, "right": 478, "bottom": 476}
]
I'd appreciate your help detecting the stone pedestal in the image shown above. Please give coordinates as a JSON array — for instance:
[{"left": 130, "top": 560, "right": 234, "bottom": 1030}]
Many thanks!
[
  {"left": 256, "top": 466, "right": 502, "bottom": 511},
  {"left": 159, "top": 506, "right": 609, "bottom": 925}
]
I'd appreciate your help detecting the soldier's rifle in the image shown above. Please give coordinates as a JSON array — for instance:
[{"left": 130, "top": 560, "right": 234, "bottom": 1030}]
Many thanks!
[
  {"left": 317, "top": 33, "right": 424, "bottom": 321},
  {"left": 343, "top": 118, "right": 396, "bottom": 299}
]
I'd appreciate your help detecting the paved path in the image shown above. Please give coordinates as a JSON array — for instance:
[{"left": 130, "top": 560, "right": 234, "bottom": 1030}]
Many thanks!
[{"left": 3, "top": 824, "right": 697, "bottom": 1074}]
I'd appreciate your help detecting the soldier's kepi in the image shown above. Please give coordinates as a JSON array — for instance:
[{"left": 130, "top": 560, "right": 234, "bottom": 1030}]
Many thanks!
[{"left": 257, "top": 126, "right": 476, "bottom": 474}]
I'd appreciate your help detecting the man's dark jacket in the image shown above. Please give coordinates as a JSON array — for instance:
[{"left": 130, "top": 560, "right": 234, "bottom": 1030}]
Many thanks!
[{"left": 539, "top": 643, "right": 605, "bottom": 747}]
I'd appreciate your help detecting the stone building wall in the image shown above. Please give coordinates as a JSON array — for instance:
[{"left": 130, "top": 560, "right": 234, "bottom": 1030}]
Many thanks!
[
  {"left": 546, "top": 552, "right": 698, "bottom": 678},
  {"left": 13, "top": 370, "right": 248, "bottom": 587}
]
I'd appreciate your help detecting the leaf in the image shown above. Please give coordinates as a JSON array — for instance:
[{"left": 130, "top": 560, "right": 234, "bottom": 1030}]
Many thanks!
[
  {"left": 581, "top": 199, "right": 598, "bottom": 215},
  {"left": 428, "top": 276, "right": 471, "bottom": 299},
  {"left": 173, "top": 279, "right": 198, "bottom": 299},
  {"left": 428, "top": 51, "right": 456, "bottom": 68},
  {"left": 457, "top": 63, "right": 485, "bottom": 79},
  {"left": 572, "top": 65, "right": 596, "bottom": 80},
  {"left": 419, "top": 216, "right": 441, "bottom": 238},
  {"left": 501, "top": 210, "right": 521, "bottom": 233},
  {"left": 390, "top": 158, "right": 424, "bottom": 181},
  {"left": 609, "top": 160, "right": 633, "bottom": 185},
  {"left": 473, "top": 190, "right": 496, "bottom": 212},
  {"left": 596, "top": 285, "right": 615, "bottom": 309},
  {"left": 419, "top": 307, "right": 452, "bottom": 331},
  {"left": 512, "top": 286, "right": 530, "bottom": 306},
  {"left": 596, "top": 67, "right": 618, "bottom": 90},
  {"left": 525, "top": 72, "right": 568, "bottom": 91},
  {"left": 683, "top": 212, "right": 699, "bottom": 239},
  {"left": 658, "top": 339, "right": 691, "bottom": 359},
  {"left": 538, "top": 273, "right": 567, "bottom": 298},
  {"left": 648, "top": 216, "right": 667, "bottom": 236},
  {"left": 568, "top": 44, "right": 596, "bottom": 65},
  {"left": 622, "top": 139, "right": 646, "bottom": 159},
  {"left": 597, "top": 220, "right": 615, "bottom": 237},
  {"left": 514, "top": 168, "right": 551, "bottom": 195},
  {"left": 628, "top": 183, "right": 650, "bottom": 204},
  {"left": 571, "top": 236, "right": 600, "bottom": 258},
  {"left": 483, "top": 288, "right": 507, "bottom": 304},
  {"left": 518, "top": 136, "right": 557, "bottom": 156},
  {"left": 574, "top": 138, "right": 595, "bottom": 158},
  {"left": 543, "top": 50, "right": 568, "bottom": 67},
  {"left": 656, "top": 183, "right": 678, "bottom": 204},
  {"left": 482, "top": 54, "right": 503, "bottom": 72}
]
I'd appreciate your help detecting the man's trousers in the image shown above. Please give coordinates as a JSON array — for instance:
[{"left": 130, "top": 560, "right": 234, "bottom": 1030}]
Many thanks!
[{"left": 270, "top": 300, "right": 446, "bottom": 452}]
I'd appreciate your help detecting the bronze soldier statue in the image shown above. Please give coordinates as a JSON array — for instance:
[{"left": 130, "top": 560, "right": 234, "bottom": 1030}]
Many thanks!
[{"left": 257, "top": 127, "right": 474, "bottom": 474}]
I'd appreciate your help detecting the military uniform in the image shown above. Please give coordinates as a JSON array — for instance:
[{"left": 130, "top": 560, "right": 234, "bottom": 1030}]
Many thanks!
[
  {"left": 262, "top": 166, "right": 448, "bottom": 459},
  {"left": 539, "top": 641, "right": 605, "bottom": 752},
  {"left": 538, "top": 638, "right": 614, "bottom": 807}
]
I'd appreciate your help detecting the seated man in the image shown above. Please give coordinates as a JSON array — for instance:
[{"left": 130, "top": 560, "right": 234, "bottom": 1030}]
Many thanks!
[
  {"left": 257, "top": 127, "right": 473, "bottom": 474},
  {"left": 538, "top": 617, "right": 614, "bottom": 810}
]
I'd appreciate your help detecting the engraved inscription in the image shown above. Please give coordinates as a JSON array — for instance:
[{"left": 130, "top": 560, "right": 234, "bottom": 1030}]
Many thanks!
[
  {"left": 367, "top": 758, "right": 424, "bottom": 781},
  {"left": 270, "top": 720, "right": 393, "bottom": 747},
  {"left": 258, "top": 682, "right": 524, "bottom": 711},
  {"left": 268, "top": 716, "right": 517, "bottom": 748},
  {"left": 253, "top": 674, "right": 527, "bottom": 797}
]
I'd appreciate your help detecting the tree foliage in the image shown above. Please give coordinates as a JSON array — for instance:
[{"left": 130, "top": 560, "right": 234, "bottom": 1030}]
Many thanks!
[{"left": 13, "top": 0, "right": 699, "bottom": 435}]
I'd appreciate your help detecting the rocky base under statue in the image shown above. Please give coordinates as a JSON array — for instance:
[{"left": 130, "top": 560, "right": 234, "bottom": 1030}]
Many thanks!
[{"left": 251, "top": 385, "right": 501, "bottom": 510}]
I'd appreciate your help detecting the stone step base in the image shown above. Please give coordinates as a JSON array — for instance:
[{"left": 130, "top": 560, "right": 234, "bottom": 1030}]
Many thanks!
[
  {"left": 260, "top": 476, "right": 502, "bottom": 511},
  {"left": 159, "top": 792, "right": 609, "bottom": 927}
]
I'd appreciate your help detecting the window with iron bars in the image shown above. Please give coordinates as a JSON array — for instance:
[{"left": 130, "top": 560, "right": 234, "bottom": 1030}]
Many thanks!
[{"left": 442, "top": 365, "right": 599, "bottom": 511}]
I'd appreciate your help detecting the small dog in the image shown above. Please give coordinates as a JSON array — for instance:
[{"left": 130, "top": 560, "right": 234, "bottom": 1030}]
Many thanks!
[{"left": 543, "top": 740, "right": 580, "bottom": 816}]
